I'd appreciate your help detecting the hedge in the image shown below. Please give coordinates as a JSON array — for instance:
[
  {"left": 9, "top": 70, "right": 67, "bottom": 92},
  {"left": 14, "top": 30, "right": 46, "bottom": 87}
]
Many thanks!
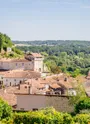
[{"left": 1, "top": 108, "right": 90, "bottom": 124}]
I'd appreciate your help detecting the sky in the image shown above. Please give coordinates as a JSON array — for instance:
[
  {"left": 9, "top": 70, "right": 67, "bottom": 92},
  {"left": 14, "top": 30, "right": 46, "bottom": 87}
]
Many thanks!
[{"left": 0, "top": 0, "right": 90, "bottom": 41}]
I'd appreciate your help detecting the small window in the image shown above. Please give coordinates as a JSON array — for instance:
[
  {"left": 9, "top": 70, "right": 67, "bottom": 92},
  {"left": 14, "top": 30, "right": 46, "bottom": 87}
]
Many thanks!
[
  {"left": 25, "top": 86, "right": 27, "bottom": 88},
  {"left": 20, "top": 108, "right": 24, "bottom": 111},
  {"left": 32, "top": 108, "right": 38, "bottom": 111},
  {"left": 6, "top": 79, "right": 8, "bottom": 82},
  {"left": 14, "top": 79, "right": 16, "bottom": 81},
  {"left": 22, "top": 63, "right": 24, "bottom": 66},
  {"left": 39, "top": 68, "right": 41, "bottom": 72},
  {"left": 10, "top": 82, "right": 11, "bottom": 86},
  {"left": 16, "top": 63, "right": 17, "bottom": 66}
]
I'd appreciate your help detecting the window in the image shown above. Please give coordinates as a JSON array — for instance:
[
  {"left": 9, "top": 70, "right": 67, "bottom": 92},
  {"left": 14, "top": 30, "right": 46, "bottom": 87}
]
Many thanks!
[
  {"left": 20, "top": 108, "right": 24, "bottom": 111},
  {"left": 39, "top": 68, "right": 41, "bottom": 72},
  {"left": 14, "top": 79, "right": 16, "bottom": 81},
  {"left": 25, "top": 86, "right": 27, "bottom": 88},
  {"left": 6, "top": 79, "right": 8, "bottom": 82},
  {"left": 10, "top": 82, "right": 11, "bottom": 86},
  {"left": 32, "top": 108, "right": 38, "bottom": 111},
  {"left": 22, "top": 63, "right": 24, "bottom": 66},
  {"left": 16, "top": 63, "right": 17, "bottom": 66}
]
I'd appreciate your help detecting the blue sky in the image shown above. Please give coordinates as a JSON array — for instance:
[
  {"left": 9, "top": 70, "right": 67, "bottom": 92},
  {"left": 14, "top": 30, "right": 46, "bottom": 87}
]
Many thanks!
[{"left": 0, "top": 0, "right": 90, "bottom": 41}]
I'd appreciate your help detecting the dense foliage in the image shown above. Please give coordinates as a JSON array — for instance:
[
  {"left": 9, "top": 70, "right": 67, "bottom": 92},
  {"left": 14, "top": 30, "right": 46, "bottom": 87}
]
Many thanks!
[
  {"left": 0, "top": 100, "right": 90, "bottom": 124},
  {"left": 1, "top": 107, "right": 90, "bottom": 124},
  {"left": 0, "top": 32, "right": 24, "bottom": 58},
  {"left": 75, "top": 98, "right": 90, "bottom": 114},
  {"left": 0, "top": 33, "right": 13, "bottom": 52},
  {"left": 0, "top": 98, "right": 12, "bottom": 120},
  {"left": 15, "top": 40, "right": 90, "bottom": 76}
]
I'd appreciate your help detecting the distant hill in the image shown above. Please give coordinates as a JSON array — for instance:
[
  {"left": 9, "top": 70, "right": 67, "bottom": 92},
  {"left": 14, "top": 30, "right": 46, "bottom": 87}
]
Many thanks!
[{"left": 13, "top": 40, "right": 90, "bottom": 46}]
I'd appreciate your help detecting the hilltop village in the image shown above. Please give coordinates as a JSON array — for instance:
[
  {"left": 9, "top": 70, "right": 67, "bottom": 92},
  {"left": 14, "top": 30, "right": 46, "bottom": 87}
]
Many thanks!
[
  {"left": 0, "top": 33, "right": 90, "bottom": 112},
  {"left": 0, "top": 50, "right": 89, "bottom": 112}
]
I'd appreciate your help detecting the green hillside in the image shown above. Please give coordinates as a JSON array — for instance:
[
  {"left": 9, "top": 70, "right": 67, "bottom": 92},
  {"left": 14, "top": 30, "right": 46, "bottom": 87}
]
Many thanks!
[{"left": 0, "top": 32, "right": 24, "bottom": 58}]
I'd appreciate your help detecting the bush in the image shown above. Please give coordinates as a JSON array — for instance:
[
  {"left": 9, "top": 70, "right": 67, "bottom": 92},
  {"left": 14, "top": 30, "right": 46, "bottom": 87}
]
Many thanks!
[
  {"left": 0, "top": 98, "right": 13, "bottom": 120},
  {"left": 75, "top": 98, "right": 90, "bottom": 114},
  {"left": 13, "top": 108, "right": 63, "bottom": 124},
  {"left": 13, "top": 48, "right": 23, "bottom": 55},
  {"left": 62, "top": 113, "right": 74, "bottom": 124},
  {"left": 74, "top": 114, "right": 90, "bottom": 124}
]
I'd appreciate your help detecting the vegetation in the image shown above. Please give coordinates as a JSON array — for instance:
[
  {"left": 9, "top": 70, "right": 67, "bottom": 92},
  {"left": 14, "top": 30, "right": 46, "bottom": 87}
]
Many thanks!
[
  {"left": 1, "top": 107, "right": 90, "bottom": 124},
  {"left": 0, "top": 32, "right": 24, "bottom": 58},
  {"left": 15, "top": 40, "right": 90, "bottom": 76},
  {"left": 75, "top": 98, "right": 90, "bottom": 114},
  {"left": 0, "top": 98, "right": 12, "bottom": 120},
  {"left": 0, "top": 97, "right": 90, "bottom": 124}
]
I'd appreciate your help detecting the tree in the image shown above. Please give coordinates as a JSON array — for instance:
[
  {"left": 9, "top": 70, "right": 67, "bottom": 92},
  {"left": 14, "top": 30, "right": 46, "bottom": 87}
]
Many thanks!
[
  {"left": 0, "top": 98, "right": 13, "bottom": 120},
  {"left": 69, "top": 79, "right": 86, "bottom": 106},
  {"left": 0, "top": 33, "right": 5, "bottom": 52},
  {"left": 75, "top": 97, "right": 90, "bottom": 114}
]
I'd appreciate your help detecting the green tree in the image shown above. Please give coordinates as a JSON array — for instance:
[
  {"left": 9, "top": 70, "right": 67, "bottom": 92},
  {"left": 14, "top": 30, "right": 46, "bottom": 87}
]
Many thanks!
[
  {"left": 69, "top": 79, "right": 86, "bottom": 106},
  {"left": 0, "top": 33, "right": 5, "bottom": 52},
  {"left": 0, "top": 98, "right": 13, "bottom": 120},
  {"left": 75, "top": 97, "right": 90, "bottom": 114}
]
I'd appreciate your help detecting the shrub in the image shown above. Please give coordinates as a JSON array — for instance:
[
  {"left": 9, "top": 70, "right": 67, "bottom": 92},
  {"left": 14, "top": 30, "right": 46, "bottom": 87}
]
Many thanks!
[
  {"left": 62, "top": 113, "right": 74, "bottom": 124},
  {"left": 13, "top": 108, "right": 63, "bottom": 124},
  {"left": 75, "top": 98, "right": 90, "bottom": 114},
  {"left": 74, "top": 114, "right": 90, "bottom": 124},
  {"left": 0, "top": 98, "right": 13, "bottom": 120}
]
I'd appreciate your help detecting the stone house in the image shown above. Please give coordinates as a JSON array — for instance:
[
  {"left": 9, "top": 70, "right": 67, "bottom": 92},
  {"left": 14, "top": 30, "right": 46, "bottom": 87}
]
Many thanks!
[
  {"left": 0, "top": 70, "right": 41, "bottom": 86},
  {"left": 0, "top": 53, "right": 44, "bottom": 72}
]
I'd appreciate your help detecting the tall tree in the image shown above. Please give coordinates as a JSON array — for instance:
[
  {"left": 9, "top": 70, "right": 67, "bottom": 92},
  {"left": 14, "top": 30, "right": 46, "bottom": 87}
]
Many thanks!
[{"left": 0, "top": 33, "right": 5, "bottom": 52}]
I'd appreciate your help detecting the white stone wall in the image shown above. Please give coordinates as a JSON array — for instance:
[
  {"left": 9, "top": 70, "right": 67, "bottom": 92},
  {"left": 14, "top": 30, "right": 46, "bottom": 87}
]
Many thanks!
[
  {"left": 0, "top": 61, "right": 34, "bottom": 70},
  {"left": 34, "top": 58, "right": 44, "bottom": 72},
  {"left": 3, "top": 77, "right": 27, "bottom": 86}
]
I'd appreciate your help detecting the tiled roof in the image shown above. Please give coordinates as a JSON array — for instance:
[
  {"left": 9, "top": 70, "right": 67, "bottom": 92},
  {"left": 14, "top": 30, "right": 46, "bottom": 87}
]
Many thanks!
[
  {"left": 0, "top": 87, "right": 17, "bottom": 106},
  {"left": 3, "top": 70, "right": 41, "bottom": 78},
  {"left": 0, "top": 58, "right": 30, "bottom": 62},
  {"left": 50, "top": 83, "right": 61, "bottom": 89},
  {"left": 30, "top": 53, "right": 42, "bottom": 58}
]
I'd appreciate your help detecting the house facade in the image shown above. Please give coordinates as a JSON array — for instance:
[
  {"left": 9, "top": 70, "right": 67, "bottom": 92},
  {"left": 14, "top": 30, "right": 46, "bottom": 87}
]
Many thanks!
[
  {"left": 0, "top": 70, "right": 41, "bottom": 86},
  {"left": 0, "top": 53, "right": 44, "bottom": 72},
  {"left": 0, "top": 59, "right": 34, "bottom": 71}
]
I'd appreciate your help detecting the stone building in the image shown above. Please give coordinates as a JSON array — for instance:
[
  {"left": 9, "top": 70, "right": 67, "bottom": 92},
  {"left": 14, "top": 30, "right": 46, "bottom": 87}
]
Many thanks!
[{"left": 0, "top": 53, "right": 44, "bottom": 72}]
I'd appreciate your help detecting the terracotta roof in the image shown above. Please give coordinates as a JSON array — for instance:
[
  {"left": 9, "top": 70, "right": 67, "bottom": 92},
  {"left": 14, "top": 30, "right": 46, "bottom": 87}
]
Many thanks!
[
  {"left": 0, "top": 58, "right": 30, "bottom": 62},
  {"left": 50, "top": 83, "right": 61, "bottom": 89},
  {"left": 0, "top": 87, "right": 17, "bottom": 106},
  {"left": 4, "top": 70, "right": 41, "bottom": 78},
  {"left": 14, "top": 73, "right": 77, "bottom": 95},
  {"left": 30, "top": 53, "right": 42, "bottom": 58}
]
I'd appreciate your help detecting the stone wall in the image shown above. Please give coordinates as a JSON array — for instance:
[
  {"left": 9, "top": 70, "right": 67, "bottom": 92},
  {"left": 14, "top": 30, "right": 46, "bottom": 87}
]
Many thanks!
[{"left": 17, "top": 94, "right": 74, "bottom": 112}]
